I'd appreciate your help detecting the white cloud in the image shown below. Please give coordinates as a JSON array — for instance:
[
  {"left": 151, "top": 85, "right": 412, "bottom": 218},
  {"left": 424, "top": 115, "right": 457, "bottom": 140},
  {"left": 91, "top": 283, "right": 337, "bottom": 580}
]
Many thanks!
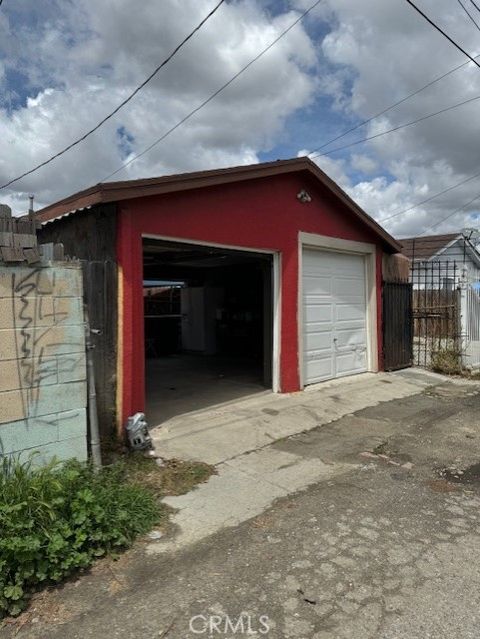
[
  {"left": 313, "top": 0, "right": 480, "bottom": 236},
  {"left": 0, "top": 0, "right": 317, "bottom": 212},
  {"left": 350, "top": 153, "right": 378, "bottom": 174},
  {"left": 3, "top": 0, "right": 480, "bottom": 240}
]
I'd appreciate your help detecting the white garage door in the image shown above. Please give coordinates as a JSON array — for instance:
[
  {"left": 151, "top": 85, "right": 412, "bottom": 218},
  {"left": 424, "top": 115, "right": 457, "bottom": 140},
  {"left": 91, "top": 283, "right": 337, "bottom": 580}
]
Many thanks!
[{"left": 303, "top": 248, "right": 368, "bottom": 385}]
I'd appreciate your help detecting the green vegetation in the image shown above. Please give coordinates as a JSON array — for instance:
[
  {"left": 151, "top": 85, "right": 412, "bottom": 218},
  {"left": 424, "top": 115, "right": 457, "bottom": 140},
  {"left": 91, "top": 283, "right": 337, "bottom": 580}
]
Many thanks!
[
  {"left": 125, "top": 454, "right": 214, "bottom": 496},
  {"left": 431, "top": 347, "right": 463, "bottom": 375},
  {"left": 0, "top": 456, "right": 160, "bottom": 618}
]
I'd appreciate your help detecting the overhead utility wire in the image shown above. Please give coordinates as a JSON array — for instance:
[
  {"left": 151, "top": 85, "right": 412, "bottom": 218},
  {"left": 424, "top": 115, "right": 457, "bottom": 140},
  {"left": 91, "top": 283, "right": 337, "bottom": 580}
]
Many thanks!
[
  {"left": 456, "top": 0, "right": 480, "bottom": 33},
  {"left": 470, "top": 0, "right": 480, "bottom": 13},
  {"left": 424, "top": 192, "right": 480, "bottom": 233},
  {"left": 405, "top": 0, "right": 480, "bottom": 69},
  {"left": 0, "top": 0, "right": 226, "bottom": 190},
  {"left": 308, "top": 93, "right": 480, "bottom": 160},
  {"left": 101, "top": 0, "right": 323, "bottom": 182},
  {"left": 308, "top": 53, "right": 480, "bottom": 155},
  {"left": 381, "top": 169, "right": 480, "bottom": 222}
]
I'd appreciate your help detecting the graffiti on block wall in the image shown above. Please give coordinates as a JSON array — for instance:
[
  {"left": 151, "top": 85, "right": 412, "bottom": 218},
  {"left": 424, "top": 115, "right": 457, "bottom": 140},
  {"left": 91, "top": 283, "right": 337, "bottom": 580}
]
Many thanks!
[{"left": 8, "top": 266, "right": 85, "bottom": 428}]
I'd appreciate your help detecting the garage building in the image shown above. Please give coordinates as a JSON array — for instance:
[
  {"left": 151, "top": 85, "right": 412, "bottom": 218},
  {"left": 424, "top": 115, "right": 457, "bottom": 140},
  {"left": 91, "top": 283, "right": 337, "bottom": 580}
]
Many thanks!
[{"left": 38, "top": 157, "right": 401, "bottom": 436}]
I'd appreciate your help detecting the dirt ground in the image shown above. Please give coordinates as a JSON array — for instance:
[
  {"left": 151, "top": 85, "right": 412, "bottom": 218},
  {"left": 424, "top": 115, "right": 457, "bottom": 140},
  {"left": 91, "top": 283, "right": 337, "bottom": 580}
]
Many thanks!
[{"left": 3, "top": 380, "right": 480, "bottom": 639}]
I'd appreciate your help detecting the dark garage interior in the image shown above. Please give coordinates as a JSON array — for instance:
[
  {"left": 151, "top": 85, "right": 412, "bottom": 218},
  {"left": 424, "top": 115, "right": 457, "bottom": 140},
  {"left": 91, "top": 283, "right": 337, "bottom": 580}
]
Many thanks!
[{"left": 143, "top": 238, "right": 274, "bottom": 425}]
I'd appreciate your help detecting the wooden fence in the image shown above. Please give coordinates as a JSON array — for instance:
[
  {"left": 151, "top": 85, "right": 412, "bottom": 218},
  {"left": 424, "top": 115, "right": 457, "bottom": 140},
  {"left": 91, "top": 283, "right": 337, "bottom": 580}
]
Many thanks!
[{"left": 413, "top": 289, "right": 460, "bottom": 339}]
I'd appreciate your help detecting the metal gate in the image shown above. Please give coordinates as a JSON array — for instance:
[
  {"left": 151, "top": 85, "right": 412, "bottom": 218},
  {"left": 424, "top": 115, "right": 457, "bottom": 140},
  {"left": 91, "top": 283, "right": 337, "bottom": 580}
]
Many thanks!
[
  {"left": 383, "top": 282, "right": 413, "bottom": 370},
  {"left": 411, "top": 260, "right": 461, "bottom": 368}
]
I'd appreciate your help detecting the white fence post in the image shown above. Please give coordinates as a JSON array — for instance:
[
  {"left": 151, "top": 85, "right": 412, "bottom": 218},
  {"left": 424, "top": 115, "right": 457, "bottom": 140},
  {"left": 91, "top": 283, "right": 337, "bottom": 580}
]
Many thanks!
[{"left": 459, "top": 267, "right": 469, "bottom": 368}]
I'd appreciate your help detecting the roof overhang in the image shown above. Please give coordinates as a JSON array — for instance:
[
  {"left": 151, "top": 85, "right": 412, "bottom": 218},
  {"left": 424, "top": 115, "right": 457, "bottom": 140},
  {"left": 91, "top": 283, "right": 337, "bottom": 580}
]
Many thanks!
[{"left": 37, "top": 157, "right": 401, "bottom": 253}]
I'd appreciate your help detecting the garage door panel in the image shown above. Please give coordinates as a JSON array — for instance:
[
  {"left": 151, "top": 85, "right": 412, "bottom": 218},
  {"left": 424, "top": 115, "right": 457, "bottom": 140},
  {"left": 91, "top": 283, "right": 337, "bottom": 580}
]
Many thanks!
[
  {"left": 303, "top": 248, "right": 368, "bottom": 385},
  {"left": 304, "top": 275, "right": 332, "bottom": 296},
  {"left": 334, "top": 328, "right": 367, "bottom": 348},
  {"left": 334, "top": 253, "right": 365, "bottom": 272},
  {"left": 305, "top": 330, "right": 333, "bottom": 351},
  {"left": 335, "top": 278, "right": 365, "bottom": 297},
  {"left": 335, "top": 351, "right": 367, "bottom": 377},
  {"left": 305, "top": 302, "right": 333, "bottom": 325},
  {"left": 305, "top": 354, "right": 335, "bottom": 383},
  {"left": 335, "top": 303, "right": 367, "bottom": 323}
]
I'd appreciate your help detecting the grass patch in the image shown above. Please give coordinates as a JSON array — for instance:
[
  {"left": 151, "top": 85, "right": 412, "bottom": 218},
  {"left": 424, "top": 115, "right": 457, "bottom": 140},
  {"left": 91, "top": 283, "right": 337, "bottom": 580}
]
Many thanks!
[
  {"left": 0, "top": 452, "right": 214, "bottom": 620},
  {"left": 431, "top": 347, "right": 463, "bottom": 375},
  {"left": 0, "top": 455, "right": 161, "bottom": 618},
  {"left": 125, "top": 454, "right": 215, "bottom": 497}
]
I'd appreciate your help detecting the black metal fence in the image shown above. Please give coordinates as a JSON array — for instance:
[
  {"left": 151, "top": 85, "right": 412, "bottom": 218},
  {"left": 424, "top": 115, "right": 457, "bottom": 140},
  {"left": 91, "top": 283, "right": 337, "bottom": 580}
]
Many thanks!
[{"left": 411, "top": 259, "right": 461, "bottom": 368}]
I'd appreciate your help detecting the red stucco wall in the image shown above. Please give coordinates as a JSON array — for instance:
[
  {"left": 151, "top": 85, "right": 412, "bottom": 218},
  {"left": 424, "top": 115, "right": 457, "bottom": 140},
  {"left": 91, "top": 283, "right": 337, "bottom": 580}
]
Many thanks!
[{"left": 117, "top": 173, "right": 387, "bottom": 425}]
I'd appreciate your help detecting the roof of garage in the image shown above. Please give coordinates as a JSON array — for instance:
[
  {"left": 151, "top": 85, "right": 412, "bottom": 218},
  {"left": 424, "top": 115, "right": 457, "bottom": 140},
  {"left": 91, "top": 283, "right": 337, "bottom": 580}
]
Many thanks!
[{"left": 36, "top": 157, "right": 401, "bottom": 252}]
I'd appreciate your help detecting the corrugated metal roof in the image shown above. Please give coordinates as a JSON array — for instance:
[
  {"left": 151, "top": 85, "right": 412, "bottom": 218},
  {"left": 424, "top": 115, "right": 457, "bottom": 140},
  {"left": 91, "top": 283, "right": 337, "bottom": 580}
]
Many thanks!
[{"left": 41, "top": 205, "right": 92, "bottom": 226}]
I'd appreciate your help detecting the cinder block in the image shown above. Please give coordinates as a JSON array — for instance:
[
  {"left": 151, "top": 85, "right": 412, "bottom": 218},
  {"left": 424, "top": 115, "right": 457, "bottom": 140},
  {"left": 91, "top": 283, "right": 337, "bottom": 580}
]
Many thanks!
[
  {"left": 0, "top": 328, "right": 27, "bottom": 360},
  {"left": 0, "top": 296, "right": 55, "bottom": 330},
  {"left": 57, "top": 353, "right": 86, "bottom": 383},
  {"left": 56, "top": 408, "right": 87, "bottom": 440},
  {"left": 0, "top": 357, "right": 58, "bottom": 391},
  {"left": 0, "top": 359, "right": 23, "bottom": 392},
  {"left": 53, "top": 268, "right": 82, "bottom": 297},
  {"left": 0, "top": 297, "right": 14, "bottom": 329},
  {"left": 0, "top": 324, "right": 85, "bottom": 362},
  {"left": 28, "top": 380, "right": 87, "bottom": 418},
  {"left": 54, "top": 296, "right": 83, "bottom": 325},
  {"left": 10, "top": 267, "right": 54, "bottom": 297},
  {"left": 0, "top": 390, "right": 28, "bottom": 424},
  {"left": 29, "top": 356, "right": 59, "bottom": 387},
  {"left": 0, "top": 232, "right": 13, "bottom": 247},
  {"left": 0, "top": 418, "right": 58, "bottom": 454},
  {"left": 40, "top": 436, "right": 88, "bottom": 463},
  {"left": 34, "top": 324, "right": 85, "bottom": 357},
  {"left": 13, "top": 234, "right": 37, "bottom": 249},
  {"left": 0, "top": 271, "right": 15, "bottom": 298},
  {"left": 14, "top": 438, "right": 87, "bottom": 466}
]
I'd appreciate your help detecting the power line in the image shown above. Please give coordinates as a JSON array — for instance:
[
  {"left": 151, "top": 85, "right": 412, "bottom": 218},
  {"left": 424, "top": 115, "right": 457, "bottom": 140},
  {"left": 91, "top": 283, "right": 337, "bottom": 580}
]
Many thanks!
[
  {"left": 405, "top": 0, "right": 480, "bottom": 70},
  {"left": 101, "top": 0, "right": 323, "bottom": 182},
  {"left": 470, "top": 0, "right": 480, "bottom": 13},
  {"left": 382, "top": 171, "right": 480, "bottom": 223},
  {"left": 456, "top": 0, "right": 480, "bottom": 33},
  {"left": 424, "top": 191, "right": 480, "bottom": 233},
  {"left": 308, "top": 54, "right": 480, "bottom": 155},
  {"left": 309, "top": 92, "right": 480, "bottom": 160},
  {"left": 0, "top": 0, "right": 226, "bottom": 191}
]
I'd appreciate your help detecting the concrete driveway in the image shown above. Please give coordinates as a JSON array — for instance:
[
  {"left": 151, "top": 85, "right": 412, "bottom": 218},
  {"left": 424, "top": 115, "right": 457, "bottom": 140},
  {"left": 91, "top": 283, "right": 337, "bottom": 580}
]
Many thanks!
[
  {"left": 150, "top": 369, "right": 475, "bottom": 552},
  {"left": 5, "top": 369, "right": 480, "bottom": 639},
  {"left": 151, "top": 368, "right": 450, "bottom": 465}
]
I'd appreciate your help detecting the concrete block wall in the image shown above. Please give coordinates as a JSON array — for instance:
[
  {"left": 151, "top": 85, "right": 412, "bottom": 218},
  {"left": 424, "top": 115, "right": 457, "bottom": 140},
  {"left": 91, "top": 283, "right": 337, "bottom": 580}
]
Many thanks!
[{"left": 0, "top": 262, "right": 87, "bottom": 463}]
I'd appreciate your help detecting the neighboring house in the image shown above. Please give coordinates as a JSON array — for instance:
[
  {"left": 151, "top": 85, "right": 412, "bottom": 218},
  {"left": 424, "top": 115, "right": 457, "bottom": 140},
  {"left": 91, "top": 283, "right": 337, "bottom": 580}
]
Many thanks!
[
  {"left": 400, "top": 233, "right": 480, "bottom": 289},
  {"left": 37, "top": 157, "right": 401, "bottom": 436}
]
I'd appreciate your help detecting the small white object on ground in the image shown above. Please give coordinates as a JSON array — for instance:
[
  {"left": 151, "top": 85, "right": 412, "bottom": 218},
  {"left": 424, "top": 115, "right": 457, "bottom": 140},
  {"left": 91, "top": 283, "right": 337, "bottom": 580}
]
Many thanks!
[{"left": 148, "top": 530, "right": 164, "bottom": 540}]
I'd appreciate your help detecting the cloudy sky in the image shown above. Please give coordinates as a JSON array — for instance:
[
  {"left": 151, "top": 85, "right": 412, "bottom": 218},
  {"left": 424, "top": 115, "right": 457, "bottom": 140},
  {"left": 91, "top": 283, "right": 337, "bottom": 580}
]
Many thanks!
[{"left": 1, "top": 0, "right": 480, "bottom": 237}]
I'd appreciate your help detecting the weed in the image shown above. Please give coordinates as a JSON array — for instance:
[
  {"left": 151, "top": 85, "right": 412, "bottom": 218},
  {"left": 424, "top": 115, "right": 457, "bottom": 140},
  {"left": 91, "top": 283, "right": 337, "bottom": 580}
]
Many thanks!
[
  {"left": 125, "top": 454, "right": 215, "bottom": 496},
  {"left": 0, "top": 456, "right": 160, "bottom": 618},
  {"left": 430, "top": 347, "right": 463, "bottom": 375}
]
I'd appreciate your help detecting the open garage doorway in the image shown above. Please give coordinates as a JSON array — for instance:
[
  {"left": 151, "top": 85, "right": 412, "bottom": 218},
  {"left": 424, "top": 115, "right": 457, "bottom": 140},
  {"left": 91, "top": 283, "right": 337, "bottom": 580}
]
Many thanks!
[{"left": 143, "top": 237, "right": 276, "bottom": 426}]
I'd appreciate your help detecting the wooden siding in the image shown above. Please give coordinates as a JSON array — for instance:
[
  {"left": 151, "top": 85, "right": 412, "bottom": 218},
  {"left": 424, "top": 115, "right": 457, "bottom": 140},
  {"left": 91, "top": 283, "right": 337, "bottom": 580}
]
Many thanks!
[{"left": 38, "top": 205, "right": 118, "bottom": 438}]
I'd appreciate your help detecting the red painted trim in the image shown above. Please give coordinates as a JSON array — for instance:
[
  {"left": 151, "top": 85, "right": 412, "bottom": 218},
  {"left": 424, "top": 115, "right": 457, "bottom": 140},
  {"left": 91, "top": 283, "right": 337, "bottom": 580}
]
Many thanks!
[
  {"left": 117, "top": 174, "right": 391, "bottom": 425},
  {"left": 376, "top": 248, "right": 384, "bottom": 372},
  {"left": 117, "top": 210, "right": 145, "bottom": 424}
]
